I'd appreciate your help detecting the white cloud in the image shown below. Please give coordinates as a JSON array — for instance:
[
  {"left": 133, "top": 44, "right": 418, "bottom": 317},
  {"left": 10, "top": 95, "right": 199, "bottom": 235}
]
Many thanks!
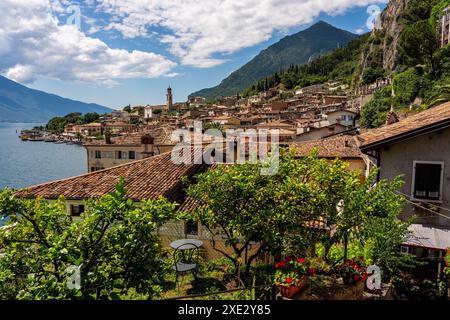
[
  {"left": 98, "top": 0, "right": 389, "bottom": 68},
  {"left": 0, "top": 0, "right": 176, "bottom": 85},
  {"left": 355, "top": 28, "right": 366, "bottom": 35}
]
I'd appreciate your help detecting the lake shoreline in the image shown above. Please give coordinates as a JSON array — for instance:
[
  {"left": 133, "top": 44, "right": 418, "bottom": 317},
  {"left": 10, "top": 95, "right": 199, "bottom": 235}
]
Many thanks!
[{"left": 0, "top": 123, "right": 87, "bottom": 190}]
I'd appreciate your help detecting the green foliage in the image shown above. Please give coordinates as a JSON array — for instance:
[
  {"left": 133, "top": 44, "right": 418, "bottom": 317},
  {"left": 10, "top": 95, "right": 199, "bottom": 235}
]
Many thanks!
[
  {"left": 203, "top": 122, "right": 225, "bottom": 134},
  {"left": 187, "top": 150, "right": 412, "bottom": 282},
  {"left": 393, "top": 67, "right": 430, "bottom": 105},
  {"left": 430, "top": 0, "right": 450, "bottom": 28},
  {"left": 399, "top": 20, "right": 439, "bottom": 72},
  {"left": 444, "top": 248, "right": 450, "bottom": 276},
  {"left": 274, "top": 258, "right": 311, "bottom": 287},
  {"left": 425, "top": 76, "right": 450, "bottom": 106},
  {"left": 360, "top": 87, "right": 393, "bottom": 128},
  {"left": 242, "top": 35, "right": 368, "bottom": 96},
  {"left": 46, "top": 112, "right": 101, "bottom": 133},
  {"left": 362, "top": 67, "right": 385, "bottom": 85},
  {"left": 0, "top": 181, "right": 177, "bottom": 300},
  {"left": 123, "top": 105, "right": 132, "bottom": 113},
  {"left": 404, "top": 0, "right": 441, "bottom": 26},
  {"left": 433, "top": 45, "right": 450, "bottom": 77}
]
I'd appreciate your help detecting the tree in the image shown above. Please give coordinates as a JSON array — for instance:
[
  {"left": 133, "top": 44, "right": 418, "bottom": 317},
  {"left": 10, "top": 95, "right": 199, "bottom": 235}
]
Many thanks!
[
  {"left": 123, "top": 105, "right": 132, "bottom": 113},
  {"left": 0, "top": 181, "right": 176, "bottom": 300},
  {"left": 362, "top": 67, "right": 385, "bottom": 85},
  {"left": 186, "top": 150, "right": 414, "bottom": 282},
  {"left": 341, "top": 171, "right": 416, "bottom": 279},
  {"left": 404, "top": 0, "right": 441, "bottom": 25},
  {"left": 82, "top": 112, "right": 100, "bottom": 124},
  {"left": 360, "top": 87, "right": 393, "bottom": 128},
  {"left": 399, "top": 20, "right": 439, "bottom": 72},
  {"left": 185, "top": 160, "right": 277, "bottom": 279}
]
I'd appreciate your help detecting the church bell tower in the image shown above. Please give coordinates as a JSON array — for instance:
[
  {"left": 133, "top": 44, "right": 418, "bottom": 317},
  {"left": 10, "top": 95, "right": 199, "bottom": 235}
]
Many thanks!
[{"left": 166, "top": 86, "right": 173, "bottom": 111}]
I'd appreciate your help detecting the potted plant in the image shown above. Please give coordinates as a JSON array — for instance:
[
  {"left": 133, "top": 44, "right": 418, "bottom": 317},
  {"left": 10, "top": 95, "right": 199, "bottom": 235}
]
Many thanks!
[
  {"left": 274, "top": 257, "right": 315, "bottom": 298},
  {"left": 339, "top": 257, "right": 368, "bottom": 285}
]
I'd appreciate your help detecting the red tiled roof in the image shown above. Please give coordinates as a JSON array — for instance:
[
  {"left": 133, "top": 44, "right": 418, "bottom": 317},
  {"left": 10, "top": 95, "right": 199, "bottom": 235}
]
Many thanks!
[
  {"left": 85, "top": 127, "right": 176, "bottom": 146},
  {"left": 290, "top": 135, "right": 363, "bottom": 159},
  {"left": 16, "top": 150, "right": 209, "bottom": 202},
  {"left": 358, "top": 102, "right": 450, "bottom": 150}
]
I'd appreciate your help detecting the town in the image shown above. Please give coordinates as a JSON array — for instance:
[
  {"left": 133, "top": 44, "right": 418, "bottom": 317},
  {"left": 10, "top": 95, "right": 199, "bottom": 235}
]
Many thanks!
[{"left": 1, "top": 0, "right": 450, "bottom": 306}]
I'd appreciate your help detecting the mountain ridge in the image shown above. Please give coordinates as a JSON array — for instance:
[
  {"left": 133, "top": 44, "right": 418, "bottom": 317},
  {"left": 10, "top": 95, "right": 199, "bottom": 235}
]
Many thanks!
[
  {"left": 190, "top": 21, "right": 358, "bottom": 100},
  {"left": 0, "top": 76, "right": 112, "bottom": 123}
]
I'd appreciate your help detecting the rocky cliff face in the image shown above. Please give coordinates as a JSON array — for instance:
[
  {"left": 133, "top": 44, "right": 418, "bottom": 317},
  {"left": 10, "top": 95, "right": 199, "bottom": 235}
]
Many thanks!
[
  {"left": 358, "top": 0, "right": 409, "bottom": 82},
  {"left": 379, "top": 0, "right": 409, "bottom": 71}
]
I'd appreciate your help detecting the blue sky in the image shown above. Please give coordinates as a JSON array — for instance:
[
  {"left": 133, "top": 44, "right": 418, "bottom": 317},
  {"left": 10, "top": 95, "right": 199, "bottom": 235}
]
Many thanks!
[{"left": 1, "top": 1, "right": 387, "bottom": 110}]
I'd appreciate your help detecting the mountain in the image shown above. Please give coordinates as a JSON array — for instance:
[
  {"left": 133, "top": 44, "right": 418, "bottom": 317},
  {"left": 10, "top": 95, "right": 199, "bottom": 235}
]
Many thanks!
[
  {"left": 0, "top": 76, "right": 111, "bottom": 123},
  {"left": 190, "top": 21, "right": 358, "bottom": 100}
]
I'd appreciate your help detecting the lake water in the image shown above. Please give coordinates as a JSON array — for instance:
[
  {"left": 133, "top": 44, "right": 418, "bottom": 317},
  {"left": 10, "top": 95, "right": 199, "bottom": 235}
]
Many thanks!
[{"left": 0, "top": 123, "right": 87, "bottom": 189}]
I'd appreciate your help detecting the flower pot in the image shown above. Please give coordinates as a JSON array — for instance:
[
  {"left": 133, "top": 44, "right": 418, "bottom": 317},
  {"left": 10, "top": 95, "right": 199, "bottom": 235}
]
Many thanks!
[
  {"left": 342, "top": 273, "right": 352, "bottom": 285},
  {"left": 279, "top": 276, "right": 308, "bottom": 299},
  {"left": 342, "top": 273, "right": 362, "bottom": 285}
]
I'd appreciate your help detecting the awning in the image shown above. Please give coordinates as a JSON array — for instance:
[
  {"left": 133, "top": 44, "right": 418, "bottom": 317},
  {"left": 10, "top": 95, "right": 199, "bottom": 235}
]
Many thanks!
[{"left": 403, "top": 224, "right": 450, "bottom": 251}]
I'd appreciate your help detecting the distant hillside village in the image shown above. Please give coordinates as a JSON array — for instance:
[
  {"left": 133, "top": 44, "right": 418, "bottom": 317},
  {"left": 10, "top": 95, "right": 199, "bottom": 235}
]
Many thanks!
[{"left": 33, "top": 81, "right": 375, "bottom": 173}]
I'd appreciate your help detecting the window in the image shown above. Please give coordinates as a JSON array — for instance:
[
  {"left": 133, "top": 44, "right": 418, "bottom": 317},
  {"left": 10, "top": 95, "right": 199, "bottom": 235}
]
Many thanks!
[
  {"left": 70, "top": 205, "right": 85, "bottom": 217},
  {"left": 91, "top": 167, "right": 104, "bottom": 172},
  {"left": 129, "top": 151, "right": 136, "bottom": 160},
  {"left": 103, "top": 151, "right": 113, "bottom": 159},
  {"left": 116, "top": 151, "right": 122, "bottom": 159},
  {"left": 95, "top": 150, "right": 101, "bottom": 159},
  {"left": 185, "top": 220, "right": 198, "bottom": 236},
  {"left": 412, "top": 161, "right": 444, "bottom": 201}
]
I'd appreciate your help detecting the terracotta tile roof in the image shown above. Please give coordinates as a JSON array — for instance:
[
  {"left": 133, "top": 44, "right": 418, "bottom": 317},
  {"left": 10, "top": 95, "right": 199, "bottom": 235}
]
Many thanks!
[
  {"left": 85, "top": 127, "right": 177, "bottom": 146},
  {"left": 178, "top": 196, "right": 203, "bottom": 213},
  {"left": 290, "top": 135, "right": 363, "bottom": 159},
  {"left": 358, "top": 102, "right": 450, "bottom": 150},
  {"left": 16, "top": 150, "right": 209, "bottom": 202}
]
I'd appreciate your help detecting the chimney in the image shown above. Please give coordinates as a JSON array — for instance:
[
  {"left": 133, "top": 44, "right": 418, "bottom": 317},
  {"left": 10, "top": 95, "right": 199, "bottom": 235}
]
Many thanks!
[
  {"left": 344, "top": 139, "right": 351, "bottom": 148},
  {"left": 141, "top": 134, "right": 155, "bottom": 158},
  {"left": 385, "top": 106, "right": 399, "bottom": 126},
  {"left": 104, "top": 131, "right": 112, "bottom": 144}
]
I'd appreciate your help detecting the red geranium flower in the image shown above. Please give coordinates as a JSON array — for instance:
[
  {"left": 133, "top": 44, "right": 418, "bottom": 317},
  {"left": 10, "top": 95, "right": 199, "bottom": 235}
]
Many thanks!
[
  {"left": 309, "top": 268, "right": 316, "bottom": 275},
  {"left": 286, "top": 277, "right": 293, "bottom": 284},
  {"left": 354, "top": 275, "right": 360, "bottom": 282},
  {"left": 297, "top": 258, "right": 305, "bottom": 264}
]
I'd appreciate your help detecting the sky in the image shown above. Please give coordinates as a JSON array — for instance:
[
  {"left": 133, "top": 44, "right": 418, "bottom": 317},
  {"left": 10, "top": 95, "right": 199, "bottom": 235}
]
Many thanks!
[{"left": 0, "top": 0, "right": 388, "bottom": 110}]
